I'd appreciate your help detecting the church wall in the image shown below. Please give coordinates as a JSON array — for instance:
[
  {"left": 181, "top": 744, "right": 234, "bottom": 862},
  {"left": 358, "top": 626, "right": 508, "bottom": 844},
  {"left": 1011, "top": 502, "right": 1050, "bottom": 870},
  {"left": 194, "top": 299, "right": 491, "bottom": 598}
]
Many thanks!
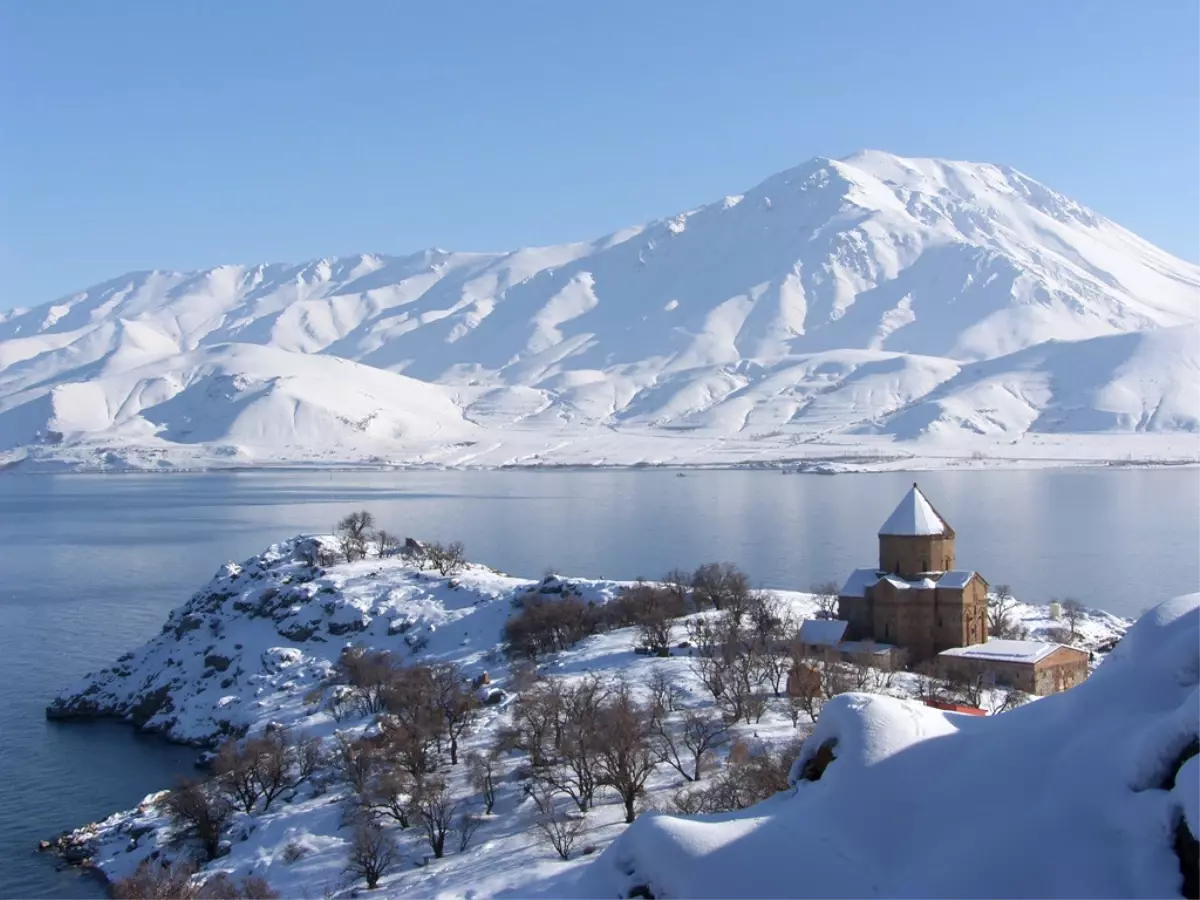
[
  {"left": 879, "top": 534, "right": 956, "bottom": 577},
  {"left": 837, "top": 595, "right": 873, "bottom": 641}
]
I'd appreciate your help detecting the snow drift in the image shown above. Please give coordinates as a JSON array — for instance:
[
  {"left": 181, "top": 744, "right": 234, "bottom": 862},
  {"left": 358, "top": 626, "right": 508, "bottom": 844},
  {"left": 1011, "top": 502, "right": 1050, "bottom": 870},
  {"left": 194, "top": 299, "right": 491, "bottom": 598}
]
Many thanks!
[
  {"left": 583, "top": 593, "right": 1200, "bottom": 899},
  {"left": 3, "top": 151, "right": 1198, "bottom": 470}
]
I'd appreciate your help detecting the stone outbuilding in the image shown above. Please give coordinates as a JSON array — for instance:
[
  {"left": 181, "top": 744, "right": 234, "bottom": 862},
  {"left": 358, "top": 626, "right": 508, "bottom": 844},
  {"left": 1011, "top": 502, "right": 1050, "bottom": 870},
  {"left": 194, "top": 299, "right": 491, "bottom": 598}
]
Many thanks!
[
  {"left": 938, "top": 639, "right": 1089, "bottom": 695},
  {"left": 838, "top": 483, "right": 989, "bottom": 662}
]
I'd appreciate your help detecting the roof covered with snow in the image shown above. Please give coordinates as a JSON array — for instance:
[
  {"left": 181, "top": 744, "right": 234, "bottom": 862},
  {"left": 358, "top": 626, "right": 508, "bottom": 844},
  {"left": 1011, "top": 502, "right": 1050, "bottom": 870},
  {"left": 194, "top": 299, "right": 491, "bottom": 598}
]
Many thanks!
[
  {"left": 878, "top": 483, "right": 951, "bottom": 537},
  {"left": 842, "top": 568, "right": 977, "bottom": 597},
  {"left": 936, "top": 570, "right": 978, "bottom": 589},
  {"left": 939, "top": 639, "right": 1066, "bottom": 664},
  {"left": 798, "top": 619, "right": 849, "bottom": 647},
  {"left": 839, "top": 568, "right": 882, "bottom": 598}
]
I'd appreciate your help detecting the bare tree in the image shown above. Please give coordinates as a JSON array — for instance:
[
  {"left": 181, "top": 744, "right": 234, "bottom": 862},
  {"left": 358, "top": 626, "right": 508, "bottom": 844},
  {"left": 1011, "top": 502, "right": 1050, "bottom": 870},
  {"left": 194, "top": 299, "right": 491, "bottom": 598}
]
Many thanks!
[
  {"left": 987, "top": 584, "right": 1019, "bottom": 637},
  {"left": 646, "top": 666, "right": 682, "bottom": 716},
  {"left": 536, "top": 675, "right": 607, "bottom": 813},
  {"left": 205, "top": 874, "right": 278, "bottom": 899},
  {"left": 213, "top": 739, "right": 262, "bottom": 813},
  {"left": 944, "top": 666, "right": 989, "bottom": 708},
  {"left": 529, "top": 784, "right": 586, "bottom": 861},
  {"left": 292, "top": 732, "right": 325, "bottom": 786},
  {"left": 333, "top": 645, "right": 401, "bottom": 717},
  {"left": 619, "top": 582, "right": 686, "bottom": 655},
  {"left": 662, "top": 568, "right": 691, "bottom": 607},
  {"left": 164, "top": 778, "right": 233, "bottom": 862},
  {"left": 111, "top": 860, "right": 199, "bottom": 899},
  {"left": 1060, "top": 597, "right": 1085, "bottom": 641},
  {"left": 455, "top": 811, "right": 483, "bottom": 853},
  {"left": 365, "top": 767, "right": 414, "bottom": 828},
  {"left": 332, "top": 731, "right": 376, "bottom": 795},
  {"left": 336, "top": 510, "right": 376, "bottom": 562},
  {"left": 785, "top": 655, "right": 825, "bottom": 722},
  {"left": 345, "top": 822, "right": 400, "bottom": 890},
  {"left": 594, "top": 684, "right": 658, "bottom": 823},
  {"left": 690, "top": 562, "right": 752, "bottom": 615},
  {"left": 375, "top": 529, "right": 402, "bottom": 558},
  {"left": 507, "top": 678, "right": 566, "bottom": 768},
  {"left": 811, "top": 581, "right": 841, "bottom": 620},
  {"left": 466, "top": 749, "right": 499, "bottom": 814},
  {"left": 251, "top": 729, "right": 293, "bottom": 811},
  {"left": 430, "top": 662, "right": 479, "bottom": 765},
  {"left": 426, "top": 541, "right": 467, "bottom": 577},
  {"left": 650, "top": 707, "right": 729, "bottom": 781},
  {"left": 412, "top": 778, "right": 460, "bottom": 859},
  {"left": 720, "top": 649, "right": 771, "bottom": 724}
]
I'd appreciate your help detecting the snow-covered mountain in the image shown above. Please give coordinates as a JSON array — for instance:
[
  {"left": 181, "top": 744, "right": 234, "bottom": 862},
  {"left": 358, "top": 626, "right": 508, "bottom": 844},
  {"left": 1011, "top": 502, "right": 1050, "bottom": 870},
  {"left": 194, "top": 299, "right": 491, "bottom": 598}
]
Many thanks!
[{"left": 3, "top": 151, "right": 1198, "bottom": 470}]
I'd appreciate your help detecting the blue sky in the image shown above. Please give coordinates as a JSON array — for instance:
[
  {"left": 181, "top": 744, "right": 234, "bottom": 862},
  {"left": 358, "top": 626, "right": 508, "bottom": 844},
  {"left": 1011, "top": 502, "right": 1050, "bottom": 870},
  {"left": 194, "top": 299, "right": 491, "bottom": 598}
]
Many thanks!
[{"left": 1, "top": 1, "right": 1196, "bottom": 308}]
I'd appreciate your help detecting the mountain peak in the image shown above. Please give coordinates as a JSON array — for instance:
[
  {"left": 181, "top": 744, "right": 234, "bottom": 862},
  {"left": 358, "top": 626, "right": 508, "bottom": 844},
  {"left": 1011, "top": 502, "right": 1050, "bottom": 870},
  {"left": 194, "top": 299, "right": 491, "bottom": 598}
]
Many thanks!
[{"left": 1, "top": 150, "right": 1197, "bottom": 470}]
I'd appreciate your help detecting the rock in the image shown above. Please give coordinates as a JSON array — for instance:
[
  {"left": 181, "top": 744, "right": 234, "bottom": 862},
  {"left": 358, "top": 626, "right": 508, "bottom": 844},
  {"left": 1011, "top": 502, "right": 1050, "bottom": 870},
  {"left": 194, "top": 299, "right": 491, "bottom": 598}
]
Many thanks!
[
  {"left": 204, "top": 653, "right": 232, "bottom": 672},
  {"left": 129, "top": 685, "right": 173, "bottom": 727},
  {"left": 277, "top": 621, "right": 317, "bottom": 642}
]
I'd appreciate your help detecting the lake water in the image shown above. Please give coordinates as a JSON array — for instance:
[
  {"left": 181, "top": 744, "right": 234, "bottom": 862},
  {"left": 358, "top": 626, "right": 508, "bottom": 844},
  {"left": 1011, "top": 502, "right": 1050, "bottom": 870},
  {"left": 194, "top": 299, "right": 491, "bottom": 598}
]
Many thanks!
[{"left": 1, "top": 468, "right": 1197, "bottom": 897}]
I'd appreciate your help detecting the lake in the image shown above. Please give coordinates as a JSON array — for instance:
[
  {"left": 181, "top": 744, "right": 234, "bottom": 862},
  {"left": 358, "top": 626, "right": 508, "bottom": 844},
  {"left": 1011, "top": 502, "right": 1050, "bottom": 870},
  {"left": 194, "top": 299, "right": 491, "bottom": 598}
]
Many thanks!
[{"left": 0, "top": 467, "right": 1197, "bottom": 897}]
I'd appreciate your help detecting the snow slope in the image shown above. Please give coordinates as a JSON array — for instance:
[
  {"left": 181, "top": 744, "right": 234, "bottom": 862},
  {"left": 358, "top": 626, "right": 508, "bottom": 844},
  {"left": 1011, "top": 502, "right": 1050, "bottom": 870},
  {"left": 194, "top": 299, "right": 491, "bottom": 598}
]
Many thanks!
[
  {"left": 43, "top": 535, "right": 1191, "bottom": 900},
  {"left": 583, "top": 592, "right": 1199, "bottom": 899},
  {"left": 4, "top": 151, "right": 1198, "bottom": 471}
]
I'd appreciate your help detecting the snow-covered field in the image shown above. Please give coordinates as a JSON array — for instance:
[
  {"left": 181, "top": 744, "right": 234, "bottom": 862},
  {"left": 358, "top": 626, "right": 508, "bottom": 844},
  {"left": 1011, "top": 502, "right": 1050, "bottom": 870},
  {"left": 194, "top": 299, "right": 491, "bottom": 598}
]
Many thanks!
[
  {"left": 43, "top": 534, "right": 1178, "bottom": 900},
  {"left": 3, "top": 151, "right": 1198, "bottom": 473}
]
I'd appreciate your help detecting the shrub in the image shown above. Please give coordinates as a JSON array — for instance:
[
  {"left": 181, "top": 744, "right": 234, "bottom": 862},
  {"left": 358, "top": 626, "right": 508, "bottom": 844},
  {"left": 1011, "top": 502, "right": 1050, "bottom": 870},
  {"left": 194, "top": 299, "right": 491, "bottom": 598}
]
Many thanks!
[
  {"left": 529, "top": 783, "right": 586, "bottom": 861},
  {"left": 613, "top": 582, "right": 687, "bottom": 655},
  {"left": 110, "top": 860, "right": 280, "bottom": 899},
  {"left": 502, "top": 595, "right": 602, "bottom": 659},
  {"left": 426, "top": 541, "right": 466, "bottom": 576},
  {"left": 345, "top": 822, "right": 400, "bottom": 890},
  {"left": 164, "top": 778, "right": 233, "bottom": 862}
]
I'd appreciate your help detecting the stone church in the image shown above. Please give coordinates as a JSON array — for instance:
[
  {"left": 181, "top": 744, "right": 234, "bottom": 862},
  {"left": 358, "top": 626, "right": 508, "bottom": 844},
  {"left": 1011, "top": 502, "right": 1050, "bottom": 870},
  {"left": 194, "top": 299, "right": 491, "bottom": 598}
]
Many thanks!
[{"left": 838, "top": 483, "right": 989, "bottom": 662}]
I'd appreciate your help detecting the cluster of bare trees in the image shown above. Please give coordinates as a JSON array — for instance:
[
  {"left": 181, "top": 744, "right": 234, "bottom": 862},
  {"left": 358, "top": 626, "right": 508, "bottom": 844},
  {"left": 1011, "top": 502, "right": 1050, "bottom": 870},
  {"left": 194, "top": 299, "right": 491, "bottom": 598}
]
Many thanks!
[
  {"left": 916, "top": 660, "right": 1030, "bottom": 714},
  {"left": 160, "top": 727, "right": 323, "bottom": 866},
  {"left": 330, "top": 510, "right": 466, "bottom": 576},
  {"left": 503, "top": 592, "right": 604, "bottom": 659},
  {"left": 212, "top": 727, "right": 323, "bottom": 814},
  {"left": 321, "top": 646, "right": 479, "bottom": 763},
  {"left": 669, "top": 739, "right": 801, "bottom": 815},
  {"left": 110, "top": 860, "right": 278, "bottom": 899},
  {"left": 315, "top": 651, "right": 487, "bottom": 885},
  {"left": 503, "top": 562, "right": 760, "bottom": 662},
  {"left": 502, "top": 674, "right": 660, "bottom": 829},
  {"left": 783, "top": 642, "right": 905, "bottom": 724},
  {"left": 686, "top": 590, "right": 796, "bottom": 724}
]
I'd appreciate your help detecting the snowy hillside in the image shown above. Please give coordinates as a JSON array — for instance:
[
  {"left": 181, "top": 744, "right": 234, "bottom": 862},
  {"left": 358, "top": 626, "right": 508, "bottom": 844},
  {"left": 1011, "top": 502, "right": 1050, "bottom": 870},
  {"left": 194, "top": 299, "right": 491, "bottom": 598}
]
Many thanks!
[
  {"left": 584, "top": 592, "right": 1198, "bottom": 899},
  {"left": 3, "top": 151, "right": 1198, "bottom": 471},
  {"left": 42, "top": 535, "right": 1196, "bottom": 900}
]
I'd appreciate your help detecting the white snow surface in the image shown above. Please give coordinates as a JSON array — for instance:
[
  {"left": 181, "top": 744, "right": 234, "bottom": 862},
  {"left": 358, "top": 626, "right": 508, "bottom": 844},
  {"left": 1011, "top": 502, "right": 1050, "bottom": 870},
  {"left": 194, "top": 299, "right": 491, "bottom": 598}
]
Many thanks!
[
  {"left": 584, "top": 593, "right": 1199, "bottom": 899},
  {"left": 47, "top": 536, "right": 1172, "bottom": 900},
  {"left": 877, "top": 483, "right": 948, "bottom": 535},
  {"left": 3, "top": 151, "right": 1199, "bottom": 472},
  {"left": 939, "top": 638, "right": 1062, "bottom": 663}
]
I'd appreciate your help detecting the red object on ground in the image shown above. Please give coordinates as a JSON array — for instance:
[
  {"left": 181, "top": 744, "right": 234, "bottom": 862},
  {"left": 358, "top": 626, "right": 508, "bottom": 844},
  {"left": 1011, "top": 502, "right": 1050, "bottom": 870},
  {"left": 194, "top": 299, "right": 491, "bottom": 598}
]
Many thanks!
[{"left": 922, "top": 697, "right": 987, "bottom": 716}]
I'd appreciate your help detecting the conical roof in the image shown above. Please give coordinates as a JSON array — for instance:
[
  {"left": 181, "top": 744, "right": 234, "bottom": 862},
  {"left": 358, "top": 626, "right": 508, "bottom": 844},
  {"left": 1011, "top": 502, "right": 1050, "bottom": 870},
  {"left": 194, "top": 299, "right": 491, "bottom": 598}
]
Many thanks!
[{"left": 878, "top": 483, "right": 953, "bottom": 537}]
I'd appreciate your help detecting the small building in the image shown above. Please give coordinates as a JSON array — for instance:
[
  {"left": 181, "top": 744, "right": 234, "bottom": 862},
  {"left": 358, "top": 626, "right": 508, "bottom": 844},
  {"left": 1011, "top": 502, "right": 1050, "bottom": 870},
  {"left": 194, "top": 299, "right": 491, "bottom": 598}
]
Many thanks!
[
  {"left": 838, "top": 483, "right": 989, "bottom": 662},
  {"left": 938, "top": 639, "right": 1088, "bottom": 695},
  {"left": 795, "top": 619, "right": 900, "bottom": 666}
]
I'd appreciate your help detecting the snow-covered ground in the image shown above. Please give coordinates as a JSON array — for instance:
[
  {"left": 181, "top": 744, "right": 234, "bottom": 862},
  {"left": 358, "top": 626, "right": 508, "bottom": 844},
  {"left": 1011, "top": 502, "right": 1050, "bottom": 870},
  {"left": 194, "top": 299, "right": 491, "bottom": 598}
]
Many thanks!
[
  {"left": 3, "top": 151, "right": 1198, "bottom": 473},
  {"left": 43, "top": 535, "right": 1161, "bottom": 899}
]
